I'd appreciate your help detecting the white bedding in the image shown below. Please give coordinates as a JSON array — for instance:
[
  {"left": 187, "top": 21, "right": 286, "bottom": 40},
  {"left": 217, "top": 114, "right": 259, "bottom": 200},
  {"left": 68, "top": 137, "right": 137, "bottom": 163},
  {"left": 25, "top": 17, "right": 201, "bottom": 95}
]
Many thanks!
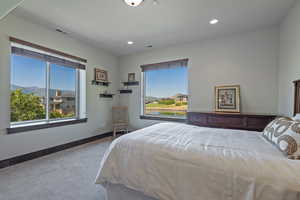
[{"left": 95, "top": 123, "right": 300, "bottom": 200}]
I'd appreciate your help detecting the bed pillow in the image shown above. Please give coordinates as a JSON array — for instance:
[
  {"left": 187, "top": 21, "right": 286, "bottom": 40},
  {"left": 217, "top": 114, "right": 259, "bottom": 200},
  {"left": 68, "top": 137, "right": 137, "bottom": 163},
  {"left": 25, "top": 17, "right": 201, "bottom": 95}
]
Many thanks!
[
  {"left": 263, "top": 117, "right": 290, "bottom": 141},
  {"left": 263, "top": 117, "right": 300, "bottom": 160},
  {"left": 292, "top": 113, "right": 300, "bottom": 121}
]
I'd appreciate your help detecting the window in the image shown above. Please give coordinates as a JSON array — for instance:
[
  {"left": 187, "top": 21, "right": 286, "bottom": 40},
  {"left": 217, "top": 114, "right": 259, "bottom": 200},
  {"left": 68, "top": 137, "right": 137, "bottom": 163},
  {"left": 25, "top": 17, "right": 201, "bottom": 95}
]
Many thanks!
[
  {"left": 11, "top": 54, "right": 47, "bottom": 122},
  {"left": 10, "top": 39, "right": 86, "bottom": 128},
  {"left": 49, "top": 64, "right": 77, "bottom": 119},
  {"left": 141, "top": 59, "right": 188, "bottom": 119}
]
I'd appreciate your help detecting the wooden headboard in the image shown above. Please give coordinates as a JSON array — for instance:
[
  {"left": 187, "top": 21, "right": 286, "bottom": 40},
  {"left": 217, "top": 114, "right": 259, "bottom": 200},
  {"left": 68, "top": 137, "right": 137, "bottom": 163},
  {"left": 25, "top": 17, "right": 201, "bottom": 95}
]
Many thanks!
[
  {"left": 187, "top": 112, "right": 276, "bottom": 132},
  {"left": 294, "top": 79, "right": 300, "bottom": 116}
]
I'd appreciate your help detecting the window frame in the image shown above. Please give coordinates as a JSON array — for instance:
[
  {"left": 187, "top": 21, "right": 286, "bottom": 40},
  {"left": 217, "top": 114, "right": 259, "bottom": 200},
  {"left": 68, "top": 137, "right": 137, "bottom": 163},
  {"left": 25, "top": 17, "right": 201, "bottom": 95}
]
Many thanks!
[
  {"left": 9, "top": 44, "right": 85, "bottom": 130},
  {"left": 140, "top": 60, "right": 189, "bottom": 121},
  {"left": 47, "top": 62, "right": 80, "bottom": 122}
]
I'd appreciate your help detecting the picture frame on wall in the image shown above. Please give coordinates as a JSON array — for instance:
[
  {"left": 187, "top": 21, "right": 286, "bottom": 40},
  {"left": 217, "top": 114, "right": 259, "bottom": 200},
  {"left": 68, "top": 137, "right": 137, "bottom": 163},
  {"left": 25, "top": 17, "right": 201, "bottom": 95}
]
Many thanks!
[
  {"left": 128, "top": 73, "right": 136, "bottom": 82},
  {"left": 215, "top": 85, "right": 240, "bottom": 113},
  {"left": 94, "top": 68, "right": 108, "bottom": 82}
]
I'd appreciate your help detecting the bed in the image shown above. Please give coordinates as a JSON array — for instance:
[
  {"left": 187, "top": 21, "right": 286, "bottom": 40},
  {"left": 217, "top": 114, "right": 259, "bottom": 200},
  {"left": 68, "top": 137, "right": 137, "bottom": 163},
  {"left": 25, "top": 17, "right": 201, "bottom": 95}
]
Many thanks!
[{"left": 95, "top": 122, "right": 300, "bottom": 200}]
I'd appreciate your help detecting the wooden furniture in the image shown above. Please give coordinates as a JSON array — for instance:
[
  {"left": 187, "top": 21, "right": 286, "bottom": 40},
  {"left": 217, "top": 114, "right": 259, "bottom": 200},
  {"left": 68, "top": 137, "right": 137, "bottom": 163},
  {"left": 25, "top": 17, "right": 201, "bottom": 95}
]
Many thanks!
[
  {"left": 100, "top": 93, "right": 114, "bottom": 98},
  {"left": 187, "top": 112, "right": 276, "bottom": 132},
  {"left": 119, "top": 89, "right": 132, "bottom": 94},
  {"left": 119, "top": 81, "right": 139, "bottom": 94},
  {"left": 112, "top": 106, "right": 129, "bottom": 137},
  {"left": 294, "top": 79, "right": 300, "bottom": 116},
  {"left": 123, "top": 81, "right": 139, "bottom": 86}
]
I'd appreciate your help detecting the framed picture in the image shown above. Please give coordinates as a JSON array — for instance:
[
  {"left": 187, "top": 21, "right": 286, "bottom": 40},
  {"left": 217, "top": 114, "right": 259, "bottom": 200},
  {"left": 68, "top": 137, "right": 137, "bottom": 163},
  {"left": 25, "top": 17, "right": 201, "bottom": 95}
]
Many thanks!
[
  {"left": 94, "top": 68, "right": 108, "bottom": 82},
  {"left": 128, "top": 73, "right": 136, "bottom": 82},
  {"left": 215, "top": 85, "right": 240, "bottom": 113}
]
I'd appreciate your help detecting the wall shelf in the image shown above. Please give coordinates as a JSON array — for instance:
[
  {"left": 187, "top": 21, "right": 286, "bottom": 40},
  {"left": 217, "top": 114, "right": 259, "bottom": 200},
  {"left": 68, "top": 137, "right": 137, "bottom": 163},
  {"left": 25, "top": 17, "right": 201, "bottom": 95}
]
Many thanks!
[
  {"left": 92, "top": 80, "right": 111, "bottom": 86},
  {"left": 123, "top": 81, "right": 139, "bottom": 86},
  {"left": 119, "top": 89, "right": 133, "bottom": 94},
  {"left": 99, "top": 93, "right": 114, "bottom": 98}
]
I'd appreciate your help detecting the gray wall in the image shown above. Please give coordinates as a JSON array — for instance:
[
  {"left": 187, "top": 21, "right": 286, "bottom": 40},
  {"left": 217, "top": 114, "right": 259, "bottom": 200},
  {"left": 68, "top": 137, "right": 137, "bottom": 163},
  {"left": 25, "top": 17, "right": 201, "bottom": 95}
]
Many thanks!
[
  {"left": 119, "top": 28, "right": 279, "bottom": 129},
  {"left": 0, "top": 14, "right": 120, "bottom": 160},
  {"left": 278, "top": 0, "right": 300, "bottom": 117},
  {"left": 0, "top": 0, "right": 23, "bottom": 20}
]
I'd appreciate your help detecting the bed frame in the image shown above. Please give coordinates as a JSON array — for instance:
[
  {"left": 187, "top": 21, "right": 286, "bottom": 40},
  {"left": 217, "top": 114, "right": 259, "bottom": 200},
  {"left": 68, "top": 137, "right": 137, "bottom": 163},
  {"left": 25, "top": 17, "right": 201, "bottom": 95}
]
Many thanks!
[
  {"left": 294, "top": 79, "right": 300, "bottom": 116},
  {"left": 187, "top": 112, "right": 276, "bottom": 132}
]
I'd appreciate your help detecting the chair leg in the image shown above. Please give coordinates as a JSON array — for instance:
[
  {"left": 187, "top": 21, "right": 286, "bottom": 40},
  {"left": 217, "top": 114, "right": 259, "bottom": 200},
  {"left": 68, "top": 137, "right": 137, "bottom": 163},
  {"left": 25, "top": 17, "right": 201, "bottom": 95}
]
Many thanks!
[{"left": 113, "top": 128, "right": 116, "bottom": 138}]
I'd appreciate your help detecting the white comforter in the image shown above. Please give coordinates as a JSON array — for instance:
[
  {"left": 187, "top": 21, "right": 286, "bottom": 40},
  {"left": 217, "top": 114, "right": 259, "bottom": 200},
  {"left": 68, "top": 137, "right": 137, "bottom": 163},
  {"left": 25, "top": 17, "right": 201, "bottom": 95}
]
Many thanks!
[{"left": 95, "top": 123, "right": 300, "bottom": 200}]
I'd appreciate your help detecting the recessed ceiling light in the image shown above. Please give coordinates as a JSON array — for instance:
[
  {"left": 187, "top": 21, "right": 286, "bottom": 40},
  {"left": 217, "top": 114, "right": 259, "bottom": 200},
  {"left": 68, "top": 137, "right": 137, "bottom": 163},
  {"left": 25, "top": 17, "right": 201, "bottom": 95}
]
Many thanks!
[
  {"left": 124, "top": 0, "right": 144, "bottom": 7},
  {"left": 153, "top": 0, "right": 159, "bottom": 5},
  {"left": 210, "top": 19, "right": 219, "bottom": 25},
  {"left": 127, "top": 41, "right": 134, "bottom": 45}
]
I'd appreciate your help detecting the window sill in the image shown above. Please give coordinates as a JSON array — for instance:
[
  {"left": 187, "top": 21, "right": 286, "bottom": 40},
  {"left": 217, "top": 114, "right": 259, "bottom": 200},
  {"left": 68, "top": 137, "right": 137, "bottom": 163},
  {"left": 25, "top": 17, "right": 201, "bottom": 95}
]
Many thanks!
[
  {"left": 7, "top": 118, "right": 88, "bottom": 134},
  {"left": 140, "top": 115, "right": 186, "bottom": 123}
]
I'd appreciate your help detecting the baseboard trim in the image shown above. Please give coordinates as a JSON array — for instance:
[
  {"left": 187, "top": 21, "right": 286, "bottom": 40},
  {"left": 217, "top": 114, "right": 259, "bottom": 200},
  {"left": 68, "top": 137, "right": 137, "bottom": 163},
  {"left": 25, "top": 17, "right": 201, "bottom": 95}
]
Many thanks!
[{"left": 0, "top": 131, "right": 113, "bottom": 169}]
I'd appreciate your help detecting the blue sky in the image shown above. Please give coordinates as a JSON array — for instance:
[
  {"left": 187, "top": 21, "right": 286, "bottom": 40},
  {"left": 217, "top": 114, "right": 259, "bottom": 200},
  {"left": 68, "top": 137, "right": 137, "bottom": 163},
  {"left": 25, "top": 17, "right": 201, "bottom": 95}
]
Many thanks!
[
  {"left": 11, "top": 55, "right": 76, "bottom": 91},
  {"left": 145, "top": 67, "right": 188, "bottom": 98}
]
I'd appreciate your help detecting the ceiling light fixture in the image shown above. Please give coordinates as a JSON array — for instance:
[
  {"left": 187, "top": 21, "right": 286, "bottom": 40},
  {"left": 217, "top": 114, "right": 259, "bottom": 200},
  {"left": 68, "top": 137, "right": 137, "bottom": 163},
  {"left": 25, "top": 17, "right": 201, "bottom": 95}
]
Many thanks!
[
  {"left": 127, "top": 41, "right": 134, "bottom": 45},
  {"left": 210, "top": 19, "right": 219, "bottom": 25},
  {"left": 124, "top": 0, "right": 144, "bottom": 7}
]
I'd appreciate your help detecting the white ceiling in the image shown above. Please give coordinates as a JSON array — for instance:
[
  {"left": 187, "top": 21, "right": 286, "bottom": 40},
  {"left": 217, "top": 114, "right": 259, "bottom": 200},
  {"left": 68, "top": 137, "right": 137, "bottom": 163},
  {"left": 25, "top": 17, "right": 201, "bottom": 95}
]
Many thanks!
[
  {"left": 12, "top": 0, "right": 295, "bottom": 56},
  {"left": 0, "top": 0, "right": 23, "bottom": 20}
]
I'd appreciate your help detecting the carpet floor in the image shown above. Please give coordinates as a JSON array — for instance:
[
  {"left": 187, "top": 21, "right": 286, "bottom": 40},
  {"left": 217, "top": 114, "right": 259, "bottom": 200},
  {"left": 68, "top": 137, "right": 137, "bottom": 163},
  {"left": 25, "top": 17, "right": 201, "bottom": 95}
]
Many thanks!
[{"left": 0, "top": 138, "right": 112, "bottom": 200}]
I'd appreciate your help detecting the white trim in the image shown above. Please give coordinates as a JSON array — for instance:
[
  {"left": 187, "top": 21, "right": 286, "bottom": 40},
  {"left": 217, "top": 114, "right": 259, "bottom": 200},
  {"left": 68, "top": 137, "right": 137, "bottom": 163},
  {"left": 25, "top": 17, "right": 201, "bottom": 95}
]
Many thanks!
[
  {"left": 79, "top": 70, "right": 87, "bottom": 119},
  {"left": 10, "top": 118, "right": 78, "bottom": 129}
]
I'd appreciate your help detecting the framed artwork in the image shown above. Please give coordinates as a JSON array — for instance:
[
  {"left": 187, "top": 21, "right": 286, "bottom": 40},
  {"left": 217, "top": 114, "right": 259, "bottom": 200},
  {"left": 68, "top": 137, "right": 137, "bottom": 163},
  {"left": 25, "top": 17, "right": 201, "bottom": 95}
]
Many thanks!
[
  {"left": 215, "top": 85, "right": 240, "bottom": 113},
  {"left": 128, "top": 73, "right": 136, "bottom": 82},
  {"left": 94, "top": 68, "right": 108, "bottom": 82}
]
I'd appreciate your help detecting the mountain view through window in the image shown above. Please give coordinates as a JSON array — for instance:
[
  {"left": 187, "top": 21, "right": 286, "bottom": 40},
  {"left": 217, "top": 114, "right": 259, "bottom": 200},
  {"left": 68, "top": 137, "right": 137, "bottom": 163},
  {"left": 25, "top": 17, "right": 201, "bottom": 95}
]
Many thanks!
[{"left": 10, "top": 54, "right": 77, "bottom": 123}]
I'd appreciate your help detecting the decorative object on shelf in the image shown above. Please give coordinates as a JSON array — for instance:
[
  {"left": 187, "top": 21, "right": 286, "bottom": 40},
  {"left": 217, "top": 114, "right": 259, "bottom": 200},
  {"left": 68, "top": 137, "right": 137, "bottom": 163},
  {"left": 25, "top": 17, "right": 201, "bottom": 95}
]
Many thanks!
[
  {"left": 95, "top": 68, "right": 108, "bottom": 82},
  {"left": 128, "top": 73, "right": 136, "bottom": 82},
  {"left": 119, "top": 89, "right": 133, "bottom": 94},
  {"left": 215, "top": 85, "right": 240, "bottom": 113},
  {"left": 119, "top": 74, "right": 139, "bottom": 94}
]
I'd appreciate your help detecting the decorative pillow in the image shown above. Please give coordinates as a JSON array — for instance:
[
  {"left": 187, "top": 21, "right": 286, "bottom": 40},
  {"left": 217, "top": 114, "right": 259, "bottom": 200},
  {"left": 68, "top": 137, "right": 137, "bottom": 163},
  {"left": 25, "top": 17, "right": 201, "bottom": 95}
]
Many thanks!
[
  {"left": 292, "top": 113, "right": 300, "bottom": 121},
  {"left": 263, "top": 117, "right": 291, "bottom": 141},
  {"left": 263, "top": 117, "right": 300, "bottom": 159}
]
